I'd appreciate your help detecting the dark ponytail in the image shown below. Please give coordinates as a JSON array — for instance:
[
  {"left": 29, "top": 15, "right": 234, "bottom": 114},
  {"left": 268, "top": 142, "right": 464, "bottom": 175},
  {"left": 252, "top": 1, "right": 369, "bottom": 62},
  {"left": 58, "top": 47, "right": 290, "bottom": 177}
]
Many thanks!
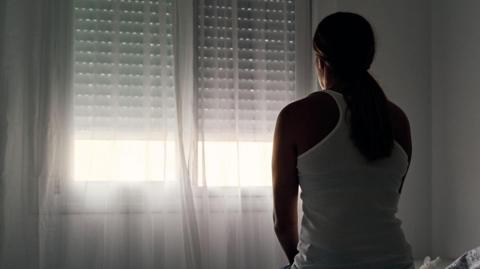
[{"left": 314, "top": 12, "right": 393, "bottom": 161}]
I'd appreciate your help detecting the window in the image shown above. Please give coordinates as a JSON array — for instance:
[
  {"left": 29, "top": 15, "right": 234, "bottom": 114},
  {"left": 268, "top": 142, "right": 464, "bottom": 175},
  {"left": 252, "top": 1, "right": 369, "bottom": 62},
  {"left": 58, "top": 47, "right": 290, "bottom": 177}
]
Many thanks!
[
  {"left": 72, "top": 0, "right": 297, "bottom": 186},
  {"left": 196, "top": 0, "right": 296, "bottom": 186},
  {"left": 73, "top": 0, "right": 176, "bottom": 182}
]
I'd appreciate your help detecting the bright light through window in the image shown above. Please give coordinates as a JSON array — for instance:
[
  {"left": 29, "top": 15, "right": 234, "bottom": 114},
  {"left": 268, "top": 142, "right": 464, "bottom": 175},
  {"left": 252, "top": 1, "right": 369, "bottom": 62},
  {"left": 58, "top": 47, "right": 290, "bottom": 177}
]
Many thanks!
[
  {"left": 198, "top": 141, "right": 273, "bottom": 187},
  {"left": 74, "top": 140, "right": 273, "bottom": 186},
  {"left": 74, "top": 140, "right": 177, "bottom": 182}
]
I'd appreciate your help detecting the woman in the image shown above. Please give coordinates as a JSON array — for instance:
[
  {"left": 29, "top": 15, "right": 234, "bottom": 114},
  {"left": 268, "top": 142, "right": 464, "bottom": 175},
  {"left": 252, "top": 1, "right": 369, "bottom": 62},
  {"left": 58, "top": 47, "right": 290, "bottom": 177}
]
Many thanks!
[{"left": 272, "top": 12, "right": 414, "bottom": 269}]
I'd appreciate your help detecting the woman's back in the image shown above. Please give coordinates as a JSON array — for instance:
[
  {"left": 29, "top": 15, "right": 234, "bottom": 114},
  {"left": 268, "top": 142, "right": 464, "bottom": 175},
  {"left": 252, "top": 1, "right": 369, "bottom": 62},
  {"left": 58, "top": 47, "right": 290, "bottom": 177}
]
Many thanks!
[{"left": 291, "top": 89, "right": 413, "bottom": 269}]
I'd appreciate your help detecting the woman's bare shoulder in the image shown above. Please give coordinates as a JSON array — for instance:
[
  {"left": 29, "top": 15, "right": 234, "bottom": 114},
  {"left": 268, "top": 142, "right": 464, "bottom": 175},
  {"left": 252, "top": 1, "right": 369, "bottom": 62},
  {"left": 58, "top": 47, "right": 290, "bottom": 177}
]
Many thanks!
[
  {"left": 279, "top": 91, "right": 336, "bottom": 118},
  {"left": 276, "top": 91, "right": 339, "bottom": 155}
]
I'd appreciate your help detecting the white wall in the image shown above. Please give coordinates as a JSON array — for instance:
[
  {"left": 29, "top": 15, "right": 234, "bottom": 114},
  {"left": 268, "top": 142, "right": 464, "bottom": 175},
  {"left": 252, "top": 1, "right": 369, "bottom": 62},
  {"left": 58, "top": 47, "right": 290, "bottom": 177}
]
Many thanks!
[
  {"left": 432, "top": 0, "right": 480, "bottom": 258},
  {"left": 312, "top": 0, "right": 432, "bottom": 258}
]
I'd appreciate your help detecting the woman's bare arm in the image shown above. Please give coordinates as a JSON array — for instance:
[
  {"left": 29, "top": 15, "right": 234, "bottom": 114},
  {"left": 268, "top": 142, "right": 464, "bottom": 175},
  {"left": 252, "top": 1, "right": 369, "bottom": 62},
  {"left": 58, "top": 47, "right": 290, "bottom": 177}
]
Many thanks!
[{"left": 272, "top": 105, "right": 299, "bottom": 264}]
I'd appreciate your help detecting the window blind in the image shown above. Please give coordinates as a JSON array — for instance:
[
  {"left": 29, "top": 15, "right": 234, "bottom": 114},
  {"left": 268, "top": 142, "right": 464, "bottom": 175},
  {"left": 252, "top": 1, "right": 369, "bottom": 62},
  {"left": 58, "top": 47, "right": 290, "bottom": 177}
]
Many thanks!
[
  {"left": 73, "top": 0, "right": 175, "bottom": 139},
  {"left": 197, "top": 0, "right": 296, "bottom": 141}
]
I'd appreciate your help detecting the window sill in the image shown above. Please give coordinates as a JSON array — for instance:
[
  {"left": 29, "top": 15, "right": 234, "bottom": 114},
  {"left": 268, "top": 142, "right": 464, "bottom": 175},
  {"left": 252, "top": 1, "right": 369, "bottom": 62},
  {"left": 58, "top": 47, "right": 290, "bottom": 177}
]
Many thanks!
[{"left": 53, "top": 182, "right": 273, "bottom": 214}]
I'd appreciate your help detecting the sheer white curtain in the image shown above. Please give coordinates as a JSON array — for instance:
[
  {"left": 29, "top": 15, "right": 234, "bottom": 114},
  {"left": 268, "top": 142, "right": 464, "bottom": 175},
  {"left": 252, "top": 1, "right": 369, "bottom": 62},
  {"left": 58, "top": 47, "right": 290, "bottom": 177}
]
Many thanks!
[
  {"left": 1, "top": 0, "right": 75, "bottom": 267},
  {"left": 0, "top": 0, "right": 310, "bottom": 268}
]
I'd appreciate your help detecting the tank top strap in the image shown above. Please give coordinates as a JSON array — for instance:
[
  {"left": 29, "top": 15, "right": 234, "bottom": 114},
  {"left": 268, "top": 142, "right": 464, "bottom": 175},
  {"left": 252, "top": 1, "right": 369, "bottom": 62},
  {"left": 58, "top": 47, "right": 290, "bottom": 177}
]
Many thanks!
[{"left": 323, "top": 89, "right": 347, "bottom": 119}]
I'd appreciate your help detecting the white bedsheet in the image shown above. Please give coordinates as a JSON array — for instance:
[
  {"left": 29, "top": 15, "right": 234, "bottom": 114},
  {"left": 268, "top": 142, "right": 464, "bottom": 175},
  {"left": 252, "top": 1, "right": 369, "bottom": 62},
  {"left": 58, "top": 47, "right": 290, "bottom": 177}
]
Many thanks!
[{"left": 414, "top": 258, "right": 454, "bottom": 269}]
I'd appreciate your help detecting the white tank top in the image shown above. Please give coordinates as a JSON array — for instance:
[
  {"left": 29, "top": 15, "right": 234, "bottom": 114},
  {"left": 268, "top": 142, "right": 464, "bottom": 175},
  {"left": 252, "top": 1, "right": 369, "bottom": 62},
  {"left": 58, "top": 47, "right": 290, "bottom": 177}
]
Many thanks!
[{"left": 292, "top": 90, "right": 414, "bottom": 269}]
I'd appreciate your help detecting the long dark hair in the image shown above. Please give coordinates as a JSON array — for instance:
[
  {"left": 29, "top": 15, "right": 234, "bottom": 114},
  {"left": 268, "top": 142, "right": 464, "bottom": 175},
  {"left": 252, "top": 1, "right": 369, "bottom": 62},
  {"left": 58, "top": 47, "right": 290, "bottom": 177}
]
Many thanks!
[{"left": 313, "top": 12, "right": 393, "bottom": 161}]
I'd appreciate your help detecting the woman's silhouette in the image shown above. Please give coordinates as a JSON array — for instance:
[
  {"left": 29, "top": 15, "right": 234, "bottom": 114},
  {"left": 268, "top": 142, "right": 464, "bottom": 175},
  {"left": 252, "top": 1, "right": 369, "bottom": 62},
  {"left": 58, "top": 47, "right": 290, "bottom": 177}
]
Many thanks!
[{"left": 272, "top": 12, "right": 413, "bottom": 269}]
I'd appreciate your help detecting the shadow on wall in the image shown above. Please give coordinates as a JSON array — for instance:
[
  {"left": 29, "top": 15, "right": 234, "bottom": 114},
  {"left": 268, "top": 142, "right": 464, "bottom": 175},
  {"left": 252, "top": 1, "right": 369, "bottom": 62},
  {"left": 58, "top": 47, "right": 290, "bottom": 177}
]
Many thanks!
[{"left": 0, "top": 0, "right": 7, "bottom": 260}]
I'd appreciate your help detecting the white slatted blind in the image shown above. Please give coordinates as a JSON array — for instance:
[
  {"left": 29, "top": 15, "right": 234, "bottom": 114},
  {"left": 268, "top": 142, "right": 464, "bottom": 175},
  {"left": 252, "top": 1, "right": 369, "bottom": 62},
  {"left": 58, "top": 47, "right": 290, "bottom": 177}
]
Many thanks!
[
  {"left": 197, "top": 0, "right": 296, "bottom": 140},
  {"left": 73, "top": 0, "right": 175, "bottom": 139}
]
